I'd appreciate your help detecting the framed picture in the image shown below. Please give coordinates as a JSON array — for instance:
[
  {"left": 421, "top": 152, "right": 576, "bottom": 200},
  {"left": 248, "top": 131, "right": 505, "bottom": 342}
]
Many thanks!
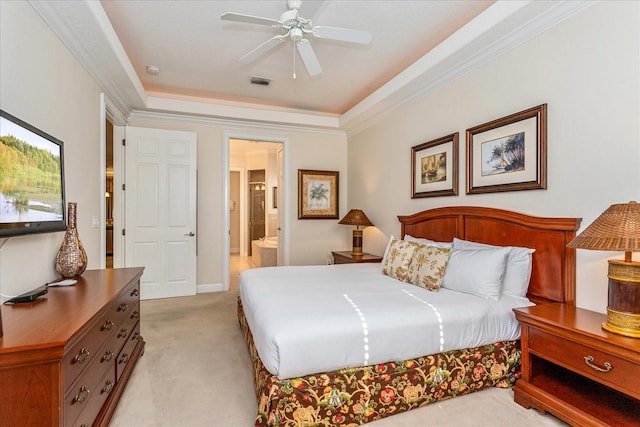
[
  {"left": 298, "top": 169, "right": 339, "bottom": 219},
  {"left": 411, "top": 133, "right": 459, "bottom": 198},
  {"left": 466, "top": 104, "right": 547, "bottom": 194}
]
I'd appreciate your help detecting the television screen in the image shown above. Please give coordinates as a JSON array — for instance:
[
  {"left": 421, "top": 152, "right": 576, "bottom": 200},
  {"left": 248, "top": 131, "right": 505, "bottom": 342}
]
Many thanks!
[{"left": 0, "top": 110, "right": 66, "bottom": 237}]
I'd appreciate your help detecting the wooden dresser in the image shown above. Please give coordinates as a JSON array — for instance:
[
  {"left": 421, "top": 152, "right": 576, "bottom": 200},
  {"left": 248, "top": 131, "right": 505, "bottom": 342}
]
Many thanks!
[
  {"left": 0, "top": 268, "right": 145, "bottom": 426},
  {"left": 513, "top": 303, "right": 640, "bottom": 426}
]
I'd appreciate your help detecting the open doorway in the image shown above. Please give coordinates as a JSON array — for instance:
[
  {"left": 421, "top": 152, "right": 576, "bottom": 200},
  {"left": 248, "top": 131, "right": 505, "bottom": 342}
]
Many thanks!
[
  {"left": 229, "top": 138, "right": 283, "bottom": 288},
  {"left": 105, "top": 119, "right": 114, "bottom": 268}
]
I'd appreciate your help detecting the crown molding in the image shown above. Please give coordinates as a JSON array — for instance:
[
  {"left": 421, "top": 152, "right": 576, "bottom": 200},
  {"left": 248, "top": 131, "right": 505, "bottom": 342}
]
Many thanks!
[
  {"left": 28, "top": 0, "right": 147, "bottom": 121},
  {"left": 341, "top": 0, "right": 596, "bottom": 136},
  {"left": 129, "top": 110, "right": 346, "bottom": 137},
  {"left": 29, "top": 0, "right": 595, "bottom": 135}
]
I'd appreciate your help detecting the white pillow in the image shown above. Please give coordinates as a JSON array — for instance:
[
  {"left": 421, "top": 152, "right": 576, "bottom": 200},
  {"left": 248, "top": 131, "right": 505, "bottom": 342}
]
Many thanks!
[
  {"left": 381, "top": 234, "right": 395, "bottom": 268},
  {"left": 404, "top": 234, "right": 452, "bottom": 249},
  {"left": 452, "top": 238, "right": 535, "bottom": 298},
  {"left": 441, "top": 247, "right": 510, "bottom": 301}
]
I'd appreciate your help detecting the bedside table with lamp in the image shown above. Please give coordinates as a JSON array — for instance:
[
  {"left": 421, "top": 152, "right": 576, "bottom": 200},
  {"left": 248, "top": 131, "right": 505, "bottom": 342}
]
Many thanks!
[{"left": 513, "top": 201, "right": 640, "bottom": 426}]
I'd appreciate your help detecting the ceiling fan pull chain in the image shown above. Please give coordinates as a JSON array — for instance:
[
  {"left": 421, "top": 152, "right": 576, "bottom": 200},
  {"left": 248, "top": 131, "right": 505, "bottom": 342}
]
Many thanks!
[{"left": 293, "top": 43, "right": 297, "bottom": 79}]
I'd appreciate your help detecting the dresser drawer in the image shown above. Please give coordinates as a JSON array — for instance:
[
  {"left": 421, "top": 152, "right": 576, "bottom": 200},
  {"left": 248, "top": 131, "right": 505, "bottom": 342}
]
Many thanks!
[
  {"left": 118, "top": 281, "right": 141, "bottom": 316},
  {"left": 529, "top": 327, "right": 640, "bottom": 397},
  {"left": 112, "top": 300, "right": 140, "bottom": 353},
  {"left": 117, "top": 321, "right": 141, "bottom": 381},
  {"left": 64, "top": 345, "right": 115, "bottom": 426},
  {"left": 63, "top": 303, "right": 120, "bottom": 392},
  {"left": 71, "top": 366, "right": 116, "bottom": 427}
]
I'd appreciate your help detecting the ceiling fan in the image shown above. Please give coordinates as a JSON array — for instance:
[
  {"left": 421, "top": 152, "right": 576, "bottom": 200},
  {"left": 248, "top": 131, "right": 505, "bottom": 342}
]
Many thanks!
[{"left": 220, "top": 0, "right": 372, "bottom": 78}]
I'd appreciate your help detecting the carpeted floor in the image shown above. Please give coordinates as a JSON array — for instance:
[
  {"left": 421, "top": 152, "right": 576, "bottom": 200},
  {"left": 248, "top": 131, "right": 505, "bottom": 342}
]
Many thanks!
[{"left": 109, "top": 289, "right": 567, "bottom": 426}]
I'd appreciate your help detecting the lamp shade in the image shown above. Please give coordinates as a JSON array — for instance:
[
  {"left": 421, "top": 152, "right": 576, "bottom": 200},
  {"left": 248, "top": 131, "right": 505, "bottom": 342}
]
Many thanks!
[
  {"left": 338, "top": 209, "right": 373, "bottom": 227},
  {"left": 567, "top": 201, "right": 640, "bottom": 253},
  {"left": 568, "top": 201, "right": 640, "bottom": 338}
]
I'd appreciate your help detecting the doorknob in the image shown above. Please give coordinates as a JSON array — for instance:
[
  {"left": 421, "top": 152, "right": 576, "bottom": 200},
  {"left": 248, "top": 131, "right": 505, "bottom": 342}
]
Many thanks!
[{"left": 184, "top": 232, "right": 195, "bottom": 237}]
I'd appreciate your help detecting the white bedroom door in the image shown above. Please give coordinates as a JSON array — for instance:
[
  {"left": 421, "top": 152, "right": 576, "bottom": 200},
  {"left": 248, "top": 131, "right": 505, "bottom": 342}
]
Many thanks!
[{"left": 124, "top": 126, "right": 197, "bottom": 300}]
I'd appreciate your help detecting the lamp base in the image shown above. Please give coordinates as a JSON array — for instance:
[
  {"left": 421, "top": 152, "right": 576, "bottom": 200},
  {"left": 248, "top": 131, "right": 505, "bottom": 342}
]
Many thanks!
[
  {"left": 351, "top": 229, "right": 363, "bottom": 256},
  {"left": 604, "top": 260, "right": 640, "bottom": 338}
]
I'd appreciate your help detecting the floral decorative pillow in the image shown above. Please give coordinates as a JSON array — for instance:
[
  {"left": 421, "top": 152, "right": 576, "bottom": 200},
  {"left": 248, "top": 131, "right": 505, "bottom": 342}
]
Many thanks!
[
  {"left": 408, "top": 245, "right": 451, "bottom": 291},
  {"left": 382, "top": 239, "right": 420, "bottom": 282}
]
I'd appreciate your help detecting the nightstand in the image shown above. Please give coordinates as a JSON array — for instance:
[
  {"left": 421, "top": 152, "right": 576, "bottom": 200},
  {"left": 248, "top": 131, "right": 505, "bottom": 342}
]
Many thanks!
[
  {"left": 331, "top": 251, "right": 383, "bottom": 264},
  {"left": 513, "top": 303, "right": 640, "bottom": 426}
]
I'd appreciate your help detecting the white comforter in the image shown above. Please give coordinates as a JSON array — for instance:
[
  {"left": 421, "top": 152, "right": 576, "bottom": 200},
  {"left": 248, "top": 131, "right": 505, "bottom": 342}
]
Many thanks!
[{"left": 239, "top": 263, "right": 532, "bottom": 379}]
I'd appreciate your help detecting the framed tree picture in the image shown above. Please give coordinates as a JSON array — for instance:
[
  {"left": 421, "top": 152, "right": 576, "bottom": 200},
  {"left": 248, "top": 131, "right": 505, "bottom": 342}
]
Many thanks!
[
  {"left": 466, "top": 104, "right": 547, "bottom": 194},
  {"left": 298, "top": 169, "right": 339, "bottom": 219},
  {"left": 411, "top": 133, "right": 459, "bottom": 198}
]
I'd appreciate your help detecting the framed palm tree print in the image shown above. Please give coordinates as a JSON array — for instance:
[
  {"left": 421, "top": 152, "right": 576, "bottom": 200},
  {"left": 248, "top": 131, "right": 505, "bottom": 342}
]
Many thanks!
[
  {"left": 466, "top": 104, "right": 547, "bottom": 194},
  {"left": 298, "top": 169, "right": 339, "bottom": 219}
]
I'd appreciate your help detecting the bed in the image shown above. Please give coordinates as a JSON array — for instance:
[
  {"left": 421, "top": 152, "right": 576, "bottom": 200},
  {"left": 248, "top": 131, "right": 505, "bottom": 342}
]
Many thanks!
[{"left": 238, "top": 206, "right": 581, "bottom": 426}]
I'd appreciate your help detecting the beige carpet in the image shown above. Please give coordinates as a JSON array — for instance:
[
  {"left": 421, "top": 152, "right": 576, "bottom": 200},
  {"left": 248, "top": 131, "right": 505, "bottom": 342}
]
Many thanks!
[{"left": 109, "top": 289, "right": 567, "bottom": 427}]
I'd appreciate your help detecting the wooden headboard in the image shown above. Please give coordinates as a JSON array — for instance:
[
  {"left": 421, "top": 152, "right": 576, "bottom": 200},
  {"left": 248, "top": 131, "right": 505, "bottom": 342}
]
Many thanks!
[{"left": 398, "top": 206, "right": 581, "bottom": 305}]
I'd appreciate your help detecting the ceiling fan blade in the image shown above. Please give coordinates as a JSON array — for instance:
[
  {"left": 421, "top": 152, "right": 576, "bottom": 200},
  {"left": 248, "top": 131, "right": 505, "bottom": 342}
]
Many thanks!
[
  {"left": 312, "top": 26, "right": 372, "bottom": 45},
  {"left": 299, "top": 0, "right": 327, "bottom": 21},
  {"left": 296, "top": 39, "right": 322, "bottom": 76},
  {"left": 220, "top": 12, "right": 281, "bottom": 28},
  {"left": 239, "top": 35, "right": 286, "bottom": 64}
]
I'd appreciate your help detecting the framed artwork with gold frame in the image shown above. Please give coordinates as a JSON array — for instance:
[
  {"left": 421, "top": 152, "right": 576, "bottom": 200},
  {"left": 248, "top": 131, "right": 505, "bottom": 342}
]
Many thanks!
[
  {"left": 411, "top": 133, "right": 459, "bottom": 198},
  {"left": 298, "top": 169, "right": 339, "bottom": 219}
]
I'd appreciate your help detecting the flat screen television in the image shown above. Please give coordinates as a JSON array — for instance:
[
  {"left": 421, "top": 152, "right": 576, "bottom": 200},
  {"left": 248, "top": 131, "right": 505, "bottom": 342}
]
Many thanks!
[{"left": 0, "top": 109, "right": 66, "bottom": 237}]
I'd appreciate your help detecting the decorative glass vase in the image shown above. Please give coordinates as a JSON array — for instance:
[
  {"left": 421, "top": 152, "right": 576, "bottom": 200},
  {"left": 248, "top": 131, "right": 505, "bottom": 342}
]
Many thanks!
[{"left": 55, "top": 202, "right": 88, "bottom": 278}]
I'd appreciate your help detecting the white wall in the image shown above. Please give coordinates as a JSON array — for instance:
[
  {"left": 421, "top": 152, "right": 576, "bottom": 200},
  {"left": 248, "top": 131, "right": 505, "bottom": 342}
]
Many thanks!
[
  {"left": 0, "top": 1, "right": 104, "bottom": 300},
  {"left": 127, "top": 115, "right": 348, "bottom": 287},
  {"left": 348, "top": 2, "right": 640, "bottom": 313}
]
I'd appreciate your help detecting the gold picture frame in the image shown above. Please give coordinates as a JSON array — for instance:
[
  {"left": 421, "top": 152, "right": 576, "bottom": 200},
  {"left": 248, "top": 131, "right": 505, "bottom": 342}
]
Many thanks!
[
  {"left": 466, "top": 104, "right": 547, "bottom": 194},
  {"left": 298, "top": 169, "right": 339, "bottom": 219},
  {"left": 411, "top": 133, "right": 459, "bottom": 198}
]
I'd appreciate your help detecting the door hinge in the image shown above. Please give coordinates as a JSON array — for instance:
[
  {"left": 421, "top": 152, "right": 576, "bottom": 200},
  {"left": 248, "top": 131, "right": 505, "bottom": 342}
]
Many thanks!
[
  {"left": 122, "top": 184, "right": 126, "bottom": 191},
  {"left": 122, "top": 229, "right": 126, "bottom": 236},
  {"left": 122, "top": 138, "right": 126, "bottom": 146}
]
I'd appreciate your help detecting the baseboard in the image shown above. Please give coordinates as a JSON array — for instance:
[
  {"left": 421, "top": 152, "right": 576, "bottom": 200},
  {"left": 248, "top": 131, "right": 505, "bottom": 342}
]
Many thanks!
[{"left": 197, "top": 283, "right": 225, "bottom": 293}]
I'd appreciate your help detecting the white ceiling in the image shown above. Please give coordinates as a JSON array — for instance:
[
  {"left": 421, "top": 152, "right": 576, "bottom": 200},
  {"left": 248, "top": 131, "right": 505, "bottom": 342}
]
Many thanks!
[{"left": 29, "top": 0, "right": 592, "bottom": 133}]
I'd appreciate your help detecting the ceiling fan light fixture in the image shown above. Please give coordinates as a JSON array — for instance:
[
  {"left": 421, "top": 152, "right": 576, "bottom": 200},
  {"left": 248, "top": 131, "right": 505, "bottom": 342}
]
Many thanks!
[{"left": 290, "top": 27, "right": 303, "bottom": 42}]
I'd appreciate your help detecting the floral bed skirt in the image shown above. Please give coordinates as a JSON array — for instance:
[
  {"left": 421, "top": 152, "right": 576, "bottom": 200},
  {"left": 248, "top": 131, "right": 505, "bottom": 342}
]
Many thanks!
[{"left": 238, "top": 297, "right": 521, "bottom": 427}]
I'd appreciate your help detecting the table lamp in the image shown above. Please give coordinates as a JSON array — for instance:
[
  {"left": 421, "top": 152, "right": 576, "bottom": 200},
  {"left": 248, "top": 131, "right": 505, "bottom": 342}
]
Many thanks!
[
  {"left": 339, "top": 209, "right": 374, "bottom": 256},
  {"left": 567, "top": 201, "right": 640, "bottom": 338}
]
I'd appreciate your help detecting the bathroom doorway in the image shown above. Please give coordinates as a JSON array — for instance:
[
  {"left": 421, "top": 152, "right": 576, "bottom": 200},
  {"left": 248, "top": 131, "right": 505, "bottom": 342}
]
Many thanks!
[{"left": 228, "top": 138, "right": 284, "bottom": 286}]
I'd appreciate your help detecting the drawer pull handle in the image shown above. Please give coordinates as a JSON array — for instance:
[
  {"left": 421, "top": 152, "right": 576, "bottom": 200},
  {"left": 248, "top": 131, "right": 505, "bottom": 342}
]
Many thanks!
[
  {"left": 118, "top": 328, "right": 129, "bottom": 338},
  {"left": 132, "top": 332, "right": 140, "bottom": 341},
  {"left": 101, "top": 320, "right": 114, "bottom": 331},
  {"left": 119, "top": 352, "right": 130, "bottom": 365},
  {"left": 102, "top": 380, "right": 114, "bottom": 394},
  {"left": 131, "top": 288, "right": 139, "bottom": 297},
  {"left": 117, "top": 303, "right": 129, "bottom": 312},
  {"left": 72, "top": 386, "right": 90, "bottom": 404},
  {"left": 131, "top": 310, "right": 140, "bottom": 320},
  {"left": 73, "top": 348, "right": 91, "bottom": 364},
  {"left": 101, "top": 350, "right": 114, "bottom": 363},
  {"left": 584, "top": 355, "right": 612, "bottom": 373}
]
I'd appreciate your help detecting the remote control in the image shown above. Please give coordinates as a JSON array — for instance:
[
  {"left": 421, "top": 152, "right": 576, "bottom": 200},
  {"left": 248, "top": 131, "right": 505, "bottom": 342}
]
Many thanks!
[{"left": 4, "top": 287, "right": 48, "bottom": 304}]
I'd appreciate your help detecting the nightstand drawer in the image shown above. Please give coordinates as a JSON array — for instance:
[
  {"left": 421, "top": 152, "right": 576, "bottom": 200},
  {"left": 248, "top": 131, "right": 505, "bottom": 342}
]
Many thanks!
[{"left": 529, "top": 327, "right": 640, "bottom": 397}]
